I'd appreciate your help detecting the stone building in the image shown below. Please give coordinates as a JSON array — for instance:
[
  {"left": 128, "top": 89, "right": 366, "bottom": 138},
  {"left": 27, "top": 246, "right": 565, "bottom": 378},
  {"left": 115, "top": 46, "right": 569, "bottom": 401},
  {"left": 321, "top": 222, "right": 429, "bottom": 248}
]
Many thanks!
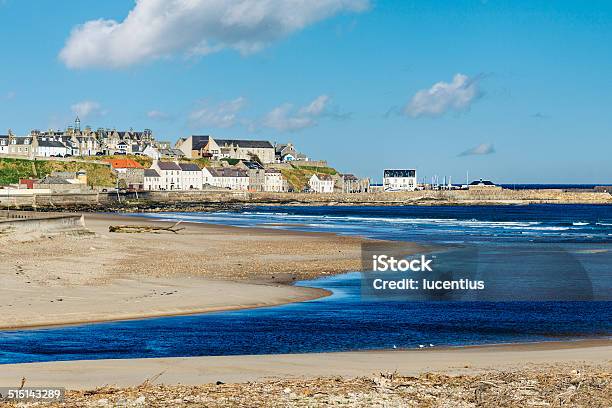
[
  {"left": 237, "top": 160, "right": 265, "bottom": 192},
  {"left": 176, "top": 135, "right": 275, "bottom": 163},
  {"left": 264, "top": 168, "right": 288, "bottom": 192},
  {"left": 336, "top": 173, "right": 370, "bottom": 193},
  {"left": 274, "top": 142, "right": 309, "bottom": 163},
  {"left": 104, "top": 158, "right": 145, "bottom": 190},
  {"left": 7, "top": 133, "right": 34, "bottom": 158}
]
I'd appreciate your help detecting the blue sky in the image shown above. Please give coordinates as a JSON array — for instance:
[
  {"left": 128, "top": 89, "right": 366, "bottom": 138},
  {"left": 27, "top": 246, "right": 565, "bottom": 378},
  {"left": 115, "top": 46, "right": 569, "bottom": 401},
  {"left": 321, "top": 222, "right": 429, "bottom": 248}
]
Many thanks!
[{"left": 1, "top": 0, "right": 611, "bottom": 183}]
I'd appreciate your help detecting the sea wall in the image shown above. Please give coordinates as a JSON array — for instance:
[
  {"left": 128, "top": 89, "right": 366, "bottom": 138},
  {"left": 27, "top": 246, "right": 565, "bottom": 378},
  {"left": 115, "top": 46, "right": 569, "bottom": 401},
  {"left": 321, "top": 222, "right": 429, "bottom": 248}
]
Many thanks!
[
  {"left": 0, "top": 188, "right": 610, "bottom": 210},
  {"left": 0, "top": 190, "right": 109, "bottom": 208},
  {"left": 0, "top": 211, "right": 86, "bottom": 236},
  {"left": 247, "top": 189, "right": 612, "bottom": 205}
]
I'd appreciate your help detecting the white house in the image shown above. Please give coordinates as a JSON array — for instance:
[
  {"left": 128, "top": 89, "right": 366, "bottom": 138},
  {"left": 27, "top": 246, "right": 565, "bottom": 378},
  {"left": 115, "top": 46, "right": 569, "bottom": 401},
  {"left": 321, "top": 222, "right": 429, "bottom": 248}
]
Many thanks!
[
  {"left": 151, "top": 160, "right": 182, "bottom": 190},
  {"left": 116, "top": 140, "right": 129, "bottom": 154},
  {"left": 36, "top": 140, "right": 69, "bottom": 157},
  {"left": 264, "top": 169, "right": 286, "bottom": 192},
  {"left": 0, "top": 135, "right": 9, "bottom": 155},
  {"left": 144, "top": 169, "right": 161, "bottom": 190},
  {"left": 178, "top": 163, "right": 203, "bottom": 190},
  {"left": 143, "top": 145, "right": 161, "bottom": 159},
  {"left": 383, "top": 169, "right": 417, "bottom": 191},
  {"left": 308, "top": 174, "right": 334, "bottom": 193},
  {"left": 202, "top": 167, "right": 249, "bottom": 190}
]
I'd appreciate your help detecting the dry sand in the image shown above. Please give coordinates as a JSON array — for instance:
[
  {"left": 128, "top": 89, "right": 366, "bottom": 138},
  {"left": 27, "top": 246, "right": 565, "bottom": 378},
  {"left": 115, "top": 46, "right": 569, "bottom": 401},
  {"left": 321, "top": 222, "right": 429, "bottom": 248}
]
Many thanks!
[
  {"left": 0, "top": 340, "right": 609, "bottom": 390},
  {"left": 1, "top": 212, "right": 417, "bottom": 329}
]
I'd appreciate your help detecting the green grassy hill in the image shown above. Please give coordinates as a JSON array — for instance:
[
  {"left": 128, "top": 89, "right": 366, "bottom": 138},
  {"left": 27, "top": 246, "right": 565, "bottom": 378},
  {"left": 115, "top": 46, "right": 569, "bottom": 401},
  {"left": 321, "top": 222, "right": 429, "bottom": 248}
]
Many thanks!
[
  {"left": 280, "top": 164, "right": 337, "bottom": 192},
  {"left": 0, "top": 158, "right": 116, "bottom": 187}
]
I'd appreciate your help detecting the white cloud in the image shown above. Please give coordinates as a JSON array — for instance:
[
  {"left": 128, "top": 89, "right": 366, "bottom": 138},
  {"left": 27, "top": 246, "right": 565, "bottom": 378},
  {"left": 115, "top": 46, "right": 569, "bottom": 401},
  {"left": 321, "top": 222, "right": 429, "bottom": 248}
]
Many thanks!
[
  {"left": 405, "top": 73, "right": 482, "bottom": 118},
  {"left": 299, "top": 95, "right": 330, "bottom": 116},
  {"left": 147, "top": 110, "right": 171, "bottom": 120},
  {"left": 263, "top": 104, "right": 316, "bottom": 132},
  {"left": 71, "top": 100, "right": 106, "bottom": 119},
  {"left": 263, "top": 94, "right": 332, "bottom": 132},
  {"left": 59, "top": 0, "right": 370, "bottom": 69},
  {"left": 459, "top": 143, "right": 495, "bottom": 156},
  {"left": 189, "top": 97, "right": 246, "bottom": 128}
]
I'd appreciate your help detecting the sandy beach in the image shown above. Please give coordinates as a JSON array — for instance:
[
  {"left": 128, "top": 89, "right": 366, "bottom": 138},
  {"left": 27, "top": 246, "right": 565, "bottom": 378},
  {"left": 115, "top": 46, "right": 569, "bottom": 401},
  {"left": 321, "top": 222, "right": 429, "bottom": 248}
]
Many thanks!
[
  {"left": 1, "top": 212, "right": 418, "bottom": 330},
  {"left": 0, "top": 341, "right": 609, "bottom": 406}
]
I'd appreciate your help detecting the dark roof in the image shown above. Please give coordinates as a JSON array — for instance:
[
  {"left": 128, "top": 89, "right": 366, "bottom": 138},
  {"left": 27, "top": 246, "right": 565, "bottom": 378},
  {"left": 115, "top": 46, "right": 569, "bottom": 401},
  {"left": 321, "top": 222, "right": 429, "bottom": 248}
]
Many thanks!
[
  {"left": 469, "top": 179, "right": 496, "bottom": 186},
  {"left": 314, "top": 174, "right": 333, "bottom": 181},
  {"left": 156, "top": 161, "right": 182, "bottom": 171},
  {"left": 206, "top": 167, "right": 248, "bottom": 178},
  {"left": 39, "top": 176, "right": 71, "bottom": 185},
  {"left": 38, "top": 140, "right": 66, "bottom": 148},
  {"left": 178, "top": 163, "right": 200, "bottom": 172},
  {"left": 191, "top": 135, "right": 211, "bottom": 150},
  {"left": 384, "top": 169, "right": 416, "bottom": 178},
  {"left": 215, "top": 139, "right": 273, "bottom": 149},
  {"left": 144, "top": 169, "right": 160, "bottom": 177},
  {"left": 341, "top": 173, "right": 359, "bottom": 181},
  {"left": 159, "top": 148, "right": 185, "bottom": 157},
  {"left": 265, "top": 168, "right": 281, "bottom": 174}
]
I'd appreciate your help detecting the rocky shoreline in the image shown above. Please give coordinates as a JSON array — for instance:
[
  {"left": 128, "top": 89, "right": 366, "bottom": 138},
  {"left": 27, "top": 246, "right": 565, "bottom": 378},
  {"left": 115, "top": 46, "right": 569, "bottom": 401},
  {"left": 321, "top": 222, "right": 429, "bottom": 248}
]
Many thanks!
[{"left": 2, "top": 187, "right": 612, "bottom": 213}]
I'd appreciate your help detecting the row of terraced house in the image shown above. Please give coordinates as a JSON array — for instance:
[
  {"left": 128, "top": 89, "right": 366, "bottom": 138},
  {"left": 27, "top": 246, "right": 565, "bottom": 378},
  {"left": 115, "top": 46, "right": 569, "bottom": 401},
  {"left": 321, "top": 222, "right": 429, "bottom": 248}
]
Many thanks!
[{"left": 141, "top": 160, "right": 289, "bottom": 192}]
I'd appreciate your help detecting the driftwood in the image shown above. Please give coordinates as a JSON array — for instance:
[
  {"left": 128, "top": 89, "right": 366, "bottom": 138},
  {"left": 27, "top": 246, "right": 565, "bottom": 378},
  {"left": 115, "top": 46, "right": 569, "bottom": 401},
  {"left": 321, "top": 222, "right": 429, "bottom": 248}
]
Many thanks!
[{"left": 109, "top": 221, "right": 185, "bottom": 234}]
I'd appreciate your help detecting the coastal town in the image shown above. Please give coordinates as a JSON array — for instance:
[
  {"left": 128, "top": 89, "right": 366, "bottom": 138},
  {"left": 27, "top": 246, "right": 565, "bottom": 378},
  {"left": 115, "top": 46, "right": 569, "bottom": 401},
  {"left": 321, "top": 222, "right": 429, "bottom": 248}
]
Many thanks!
[
  {"left": 1, "top": 118, "right": 611, "bottom": 211},
  {"left": 0, "top": 117, "right": 395, "bottom": 195},
  {"left": 0, "top": 118, "right": 368, "bottom": 192}
]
